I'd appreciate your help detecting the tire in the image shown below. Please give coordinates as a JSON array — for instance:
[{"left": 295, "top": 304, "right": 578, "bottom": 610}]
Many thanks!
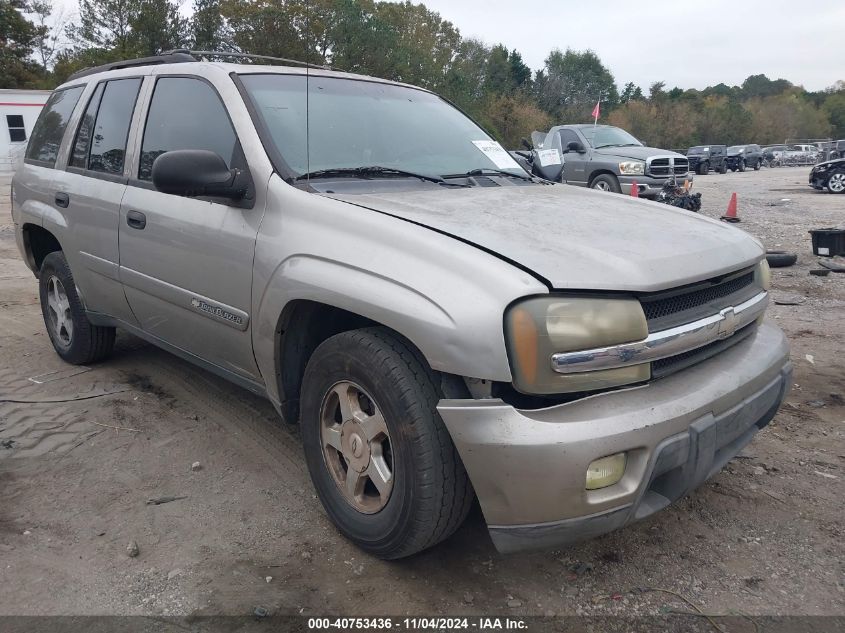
[
  {"left": 738, "top": 160, "right": 746, "bottom": 172},
  {"left": 589, "top": 174, "right": 621, "bottom": 193},
  {"left": 718, "top": 162, "right": 727, "bottom": 174},
  {"left": 825, "top": 170, "right": 845, "bottom": 194},
  {"left": 765, "top": 250, "right": 797, "bottom": 268},
  {"left": 300, "top": 327, "right": 473, "bottom": 559},
  {"left": 39, "top": 251, "right": 115, "bottom": 364},
  {"left": 753, "top": 159, "right": 762, "bottom": 170},
  {"left": 697, "top": 162, "right": 709, "bottom": 176}
]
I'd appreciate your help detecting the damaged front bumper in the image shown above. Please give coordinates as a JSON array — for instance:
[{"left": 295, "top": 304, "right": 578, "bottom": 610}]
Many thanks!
[{"left": 437, "top": 322, "right": 791, "bottom": 554}]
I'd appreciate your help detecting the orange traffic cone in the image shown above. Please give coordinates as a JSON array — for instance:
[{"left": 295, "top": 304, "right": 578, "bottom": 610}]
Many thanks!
[
  {"left": 720, "top": 193, "right": 740, "bottom": 223},
  {"left": 630, "top": 181, "right": 639, "bottom": 198}
]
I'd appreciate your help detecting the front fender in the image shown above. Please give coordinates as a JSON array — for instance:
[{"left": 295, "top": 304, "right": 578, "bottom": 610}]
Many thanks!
[{"left": 251, "top": 177, "right": 548, "bottom": 405}]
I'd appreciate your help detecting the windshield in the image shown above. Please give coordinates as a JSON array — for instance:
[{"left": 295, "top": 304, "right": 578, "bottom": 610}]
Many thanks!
[
  {"left": 728, "top": 146, "right": 744, "bottom": 153},
  {"left": 239, "top": 73, "right": 525, "bottom": 178},
  {"left": 688, "top": 146, "right": 708, "bottom": 154},
  {"left": 579, "top": 126, "right": 642, "bottom": 149}
]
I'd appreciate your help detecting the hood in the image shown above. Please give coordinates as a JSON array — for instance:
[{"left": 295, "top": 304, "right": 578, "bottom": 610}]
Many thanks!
[
  {"left": 324, "top": 184, "right": 763, "bottom": 292},
  {"left": 593, "top": 145, "right": 687, "bottom": 161}
]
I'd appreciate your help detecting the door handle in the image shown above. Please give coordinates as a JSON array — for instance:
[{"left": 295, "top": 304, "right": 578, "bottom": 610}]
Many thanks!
[
  {"left": 126, "top": 210, "right": 147, "bottom": 230},
  {"left": 55, "top": 192, "right": 69, "bottom": 208}
]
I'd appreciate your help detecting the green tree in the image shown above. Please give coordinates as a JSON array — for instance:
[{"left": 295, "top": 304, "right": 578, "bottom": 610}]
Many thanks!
[
  {"left": 620, "top": 82, "right": 643, "bottom": 103},
  {"left": 191, "top": 0, "right": 226, "bottom": 50},
  {"left": 129, "top": 0, "right": 188, "bottom": 56},
  {"left": 0, "top": 0, "right": 40, "bottom": 87},
  {"left": 536, "top": 48, "right": 618, "bottom": 122}
]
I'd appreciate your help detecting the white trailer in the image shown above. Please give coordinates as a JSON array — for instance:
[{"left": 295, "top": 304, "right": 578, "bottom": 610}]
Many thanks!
[{"left": 0, "top": 89, "right": 51, "bottom": 173}]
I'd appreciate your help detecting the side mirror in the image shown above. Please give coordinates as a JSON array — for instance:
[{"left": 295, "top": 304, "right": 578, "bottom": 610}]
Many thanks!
[
  {"left": 521, "top": 137, "right": 533, "bottom": 151},
  {"left": 152, "top": 150, "right": 249, "bottom": 200},
  {"left": 567, "top": 141, "right": 586, "bottom": 154}
]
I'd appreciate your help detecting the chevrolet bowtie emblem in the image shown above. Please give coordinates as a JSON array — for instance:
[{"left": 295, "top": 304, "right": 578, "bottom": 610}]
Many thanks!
[{"left": 717, "top": 307, "right": 738, "bottom": 339}]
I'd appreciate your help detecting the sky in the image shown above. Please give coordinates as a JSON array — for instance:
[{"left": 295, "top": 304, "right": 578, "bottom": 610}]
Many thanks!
[{"left": 49, "top": 0, "right": 844, "bottom": 92}]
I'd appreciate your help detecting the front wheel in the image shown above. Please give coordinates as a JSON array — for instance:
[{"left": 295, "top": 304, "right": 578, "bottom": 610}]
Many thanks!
[
  {"left": 590, "top": 174, "right": 621, "bottom": 193},
  {"left": 39, "top": 251, "right": 115, "bottom": 364},
  {"left": 697, "top": 162, "right": 709, "bottom": 176},
  {"left": 753, "top": 159, "right": 762, "bottom": 170},
  {"left": 738, "top": 160, "right": 746, "bottom": 172},
  {"left": 826, "top": 170, "right": 845, "bottom": 194},
  {"left": 300, "top": 327, "right": 473, "bottom": 559}
]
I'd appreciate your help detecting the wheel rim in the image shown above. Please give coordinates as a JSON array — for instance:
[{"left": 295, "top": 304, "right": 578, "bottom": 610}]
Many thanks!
[
  {"left": 828, "top": 173, "right": 845, "bottom": 193},
  {"left": 320, "top": 381, "right": 394, "bottom": 514},
  {"left": 46, "top": 275, "right": 73, "bottom": 348},
  {"left": 592, "top": 181, "right": 610, "bottom": 191}
]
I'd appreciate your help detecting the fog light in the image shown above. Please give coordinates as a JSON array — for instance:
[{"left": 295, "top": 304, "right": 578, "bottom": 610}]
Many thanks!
[{"left": 586, "top": 453, "right": 627, "bottom": 490}]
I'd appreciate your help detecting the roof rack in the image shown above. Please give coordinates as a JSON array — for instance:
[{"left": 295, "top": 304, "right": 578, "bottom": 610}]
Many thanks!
[
  {"left": 188, "top": 50, "right": 330, "bottom": 70},
  {"left": 67, "top": 50, "right": 197, "bottom": 81},
  {"left": 66, "top": 49, "right": 329, "bottom": 82}
]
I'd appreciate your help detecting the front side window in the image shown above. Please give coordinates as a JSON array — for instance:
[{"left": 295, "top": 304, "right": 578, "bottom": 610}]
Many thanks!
[
  {"left": 239, "top": 74, "right": 524, "bottom": 178},
  {"left": 139, "top": 77, "right": 237, "bottom": 181},
  {"left": 6, "top": 115, "right": 26, "bottom": 142},
  {"left": 25, "top": 86, "right": 85, "bottom": 166}
]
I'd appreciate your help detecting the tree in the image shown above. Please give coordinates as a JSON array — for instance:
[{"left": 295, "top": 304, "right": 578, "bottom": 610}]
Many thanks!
[
  {"left": 26, "top": 0, "right": 66, "bottom": 72},
  {"left": 822, "top": 90, "right": 845, "bottom": 139},
  {"left": 191, "top": 0, "right": 226, "bottom": 51},
  {"left": 620, "top": 82, "right": 643, "bottom": 103},
  {"left": 0, "top": 0, "right": 40, "bottom": 88},
  {"left": 129, "top": 0, "right": 188, "bottom": 56},
  {"left": 483, "top": 93, "right": 549, "bottom": 148},
  {"left": 741, "top": 74, "right": 792, "bottom": 99},
  {"left": 70, "top": 0, "right": 139, "bottom": 58},
  {"left": 535, "top": 48, "right": 618, "bottom": 122}
]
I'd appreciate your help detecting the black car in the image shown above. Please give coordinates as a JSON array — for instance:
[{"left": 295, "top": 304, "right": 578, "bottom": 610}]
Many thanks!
[
  {"left": 686, "top": 145, "right": 727, "bottom": 174},
  {"left": 809, "top": 158, "right": 845, "bottom": 193},
  {"left": 726, "top": 144, "right": 763, "bottom": 171}
]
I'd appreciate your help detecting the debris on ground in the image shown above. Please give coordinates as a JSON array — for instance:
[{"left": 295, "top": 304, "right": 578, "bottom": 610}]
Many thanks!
[
  {"left": 126, "top": 541, "right": 140, "bottom": 558},
  {"left": 145, "top": 496, "right": 187, "bottom": 506},
  {"left": 191, "top": 461, "right": 202, "bottom": 471}
]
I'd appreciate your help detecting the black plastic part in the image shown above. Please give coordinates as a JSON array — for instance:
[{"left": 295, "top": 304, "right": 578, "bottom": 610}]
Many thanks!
[
  {"left": 66, "top": 51, "right": 198, "bottom": 81},
  {"left": 809, "top": 228, "right": 845, "bottom": 257},
  {"left": 151, "top": 149, "right": 250, "bottom": 200}
]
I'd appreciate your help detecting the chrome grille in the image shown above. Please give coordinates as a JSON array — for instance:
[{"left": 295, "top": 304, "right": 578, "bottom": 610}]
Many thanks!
[
  {"left": 652, "top": 322, "right": 756, "bottom": 379},
  {"left": 647, "top": 156, "right": 689, "bottom": 177}
]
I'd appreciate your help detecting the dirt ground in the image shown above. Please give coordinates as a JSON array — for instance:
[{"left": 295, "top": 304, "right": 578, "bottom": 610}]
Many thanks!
[{"left": 0, "top": 167, "right": 843, "bottom": 620}]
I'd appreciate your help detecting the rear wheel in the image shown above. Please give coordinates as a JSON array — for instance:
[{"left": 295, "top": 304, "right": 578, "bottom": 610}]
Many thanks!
[
  {"left": 718, "top": 162, "right": 727, "bottom": 174},
  {"left": 753, "top": 159, "right": 762, "bottom": 170},
  {"left": 590, "top": 174, "right": 621, "bottom": 193},
  {"left": 38, "top": 251, "right": 115, "bottom": 364},
  {"left": 300, "top": 327, "right": 473, "bottom": 559},
  {"left": 826, "top": 170, "right": 845, "bottom": 194},
  {"left": 697, "top": 162, "right": 709, "bottom": 175}
]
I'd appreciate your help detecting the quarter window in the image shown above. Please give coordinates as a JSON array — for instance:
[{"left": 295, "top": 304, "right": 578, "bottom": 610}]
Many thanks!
[
  {"left": 69, "top": 78, "right": 142, "bottom": 175},
  {"left": 139, "top": 77, "right": 237, "bottom": 181},
  {"left": 6, "top": 115, "right": 26, "bottom": 142},
  {"left": 25, "top": 86, "right": 84, "bottom": 167}
]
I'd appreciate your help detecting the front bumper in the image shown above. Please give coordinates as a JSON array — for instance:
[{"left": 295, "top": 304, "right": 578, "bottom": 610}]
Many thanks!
[
  {"left": 618, "top": 173, "right": 693, "bottom": 198},
  {"left": 437, "top": 322, "right": 791, "bottom": 553},
  {"left": 809, "top": 173, "right": 828, "bottom": 190}
]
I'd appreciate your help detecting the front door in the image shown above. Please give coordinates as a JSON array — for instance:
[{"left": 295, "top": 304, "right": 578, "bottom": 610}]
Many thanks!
[{"left": 118, "top": 76, "right": 264, "bottom": 380}]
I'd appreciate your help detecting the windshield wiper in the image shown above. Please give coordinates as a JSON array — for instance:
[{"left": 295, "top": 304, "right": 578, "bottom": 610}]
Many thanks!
[
  {"left": 295, "top": 166, "right": 461, "bottom": 186},
  {"left": 443, "top": 168, "right": 534, "bottom": 182}
]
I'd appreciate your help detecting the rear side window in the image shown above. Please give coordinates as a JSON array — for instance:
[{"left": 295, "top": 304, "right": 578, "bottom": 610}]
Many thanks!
[
  {"left": 6, "top": 115, "right": 26, "bottom": 142},
  {"left": 139, "top": 77, "right": 236, "bottom": 181},
  {"left": 25, "top": 86, "right": 84, "bottom": 166},
  {"left": 69, "top": 78, "right": 142, "bottom": 175}
]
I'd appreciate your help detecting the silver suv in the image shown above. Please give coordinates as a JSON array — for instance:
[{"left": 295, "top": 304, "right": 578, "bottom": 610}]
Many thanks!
[{"left": 11, "top": 51, "right": 791, "bottom": 559}]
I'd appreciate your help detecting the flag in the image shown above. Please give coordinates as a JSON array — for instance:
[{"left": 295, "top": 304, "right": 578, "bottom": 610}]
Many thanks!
[{"left": 591, "top": 101, "right": 601, "bottom": 121}]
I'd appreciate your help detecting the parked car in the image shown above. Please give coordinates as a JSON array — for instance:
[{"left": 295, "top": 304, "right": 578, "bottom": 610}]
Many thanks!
[
  {"left": 525, "top": 124, "right": 692, "bottom": 197},
  {"left": 12, "top": 51, "right": 790, "bottom": 558},
  {"left": 686, "top": 145, "right": 728, "bottom": 175},
  {"left": 726, "top": 144, "right": 763, "bottom": 171},
  {"left": 809, "top": 157, "right": 845, "bottom": 193},
  {"left": 818, "top": 140, "right": 845, "bottom": 161}
]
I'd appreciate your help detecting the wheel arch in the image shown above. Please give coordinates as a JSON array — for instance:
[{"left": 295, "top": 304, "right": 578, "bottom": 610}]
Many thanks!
[
  {"left": 21, "top": 223, "right": 63, "bottom": 276},
  {"left": 587, "top": 169, "right": 620, "bottom": 187}
]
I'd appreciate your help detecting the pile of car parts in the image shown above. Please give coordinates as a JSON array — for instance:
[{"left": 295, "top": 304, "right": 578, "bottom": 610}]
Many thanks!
[{"left": 654, "top": 180, "right": 701, "bottom": 212}]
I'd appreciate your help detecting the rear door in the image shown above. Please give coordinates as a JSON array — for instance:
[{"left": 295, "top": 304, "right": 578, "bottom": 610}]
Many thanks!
[
  {"left": 118, "top": 75, "right": 264, "bottom": 380},
  {"left": 56, "top": 76, "right": 145, "bottom": 324}
]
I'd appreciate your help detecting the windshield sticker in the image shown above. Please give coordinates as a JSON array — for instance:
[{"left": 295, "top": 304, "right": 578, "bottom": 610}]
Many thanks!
[
  {"left": 537, "top": 148, "right": 562, "bottom": 167},
  {"left": 472, "top": 140, "right": 522, "bottom": 170}
]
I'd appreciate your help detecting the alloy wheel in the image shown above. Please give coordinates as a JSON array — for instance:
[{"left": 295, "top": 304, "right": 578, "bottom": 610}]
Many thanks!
[
  {"left": 828, "top": 172, "right": 845, "bottom": 193},
  {"left": 320, "top": 381, "right": 394, "bottom": 514},
  {"left": 46, "top": 276, "right": 73, "bottom": 348}
]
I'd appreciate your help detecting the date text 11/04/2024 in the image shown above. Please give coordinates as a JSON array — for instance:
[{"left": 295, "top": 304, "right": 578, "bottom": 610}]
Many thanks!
[{"left": 307, "top": 617, "right": 528, "bottom": 630}]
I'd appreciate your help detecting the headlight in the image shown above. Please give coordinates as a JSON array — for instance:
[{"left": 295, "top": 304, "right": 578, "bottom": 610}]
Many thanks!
[
  {"left": 756, "top": 259, "right": 771, "bottom": 292},
  {"left": 619, "top": 161, "right": 645, "bottom": 175},
  {"left": 814, "top": 163, "right": 829, "bottom": 172},
  {"left": 504, "top": 296, "right": 649, "bottom": 394}
]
